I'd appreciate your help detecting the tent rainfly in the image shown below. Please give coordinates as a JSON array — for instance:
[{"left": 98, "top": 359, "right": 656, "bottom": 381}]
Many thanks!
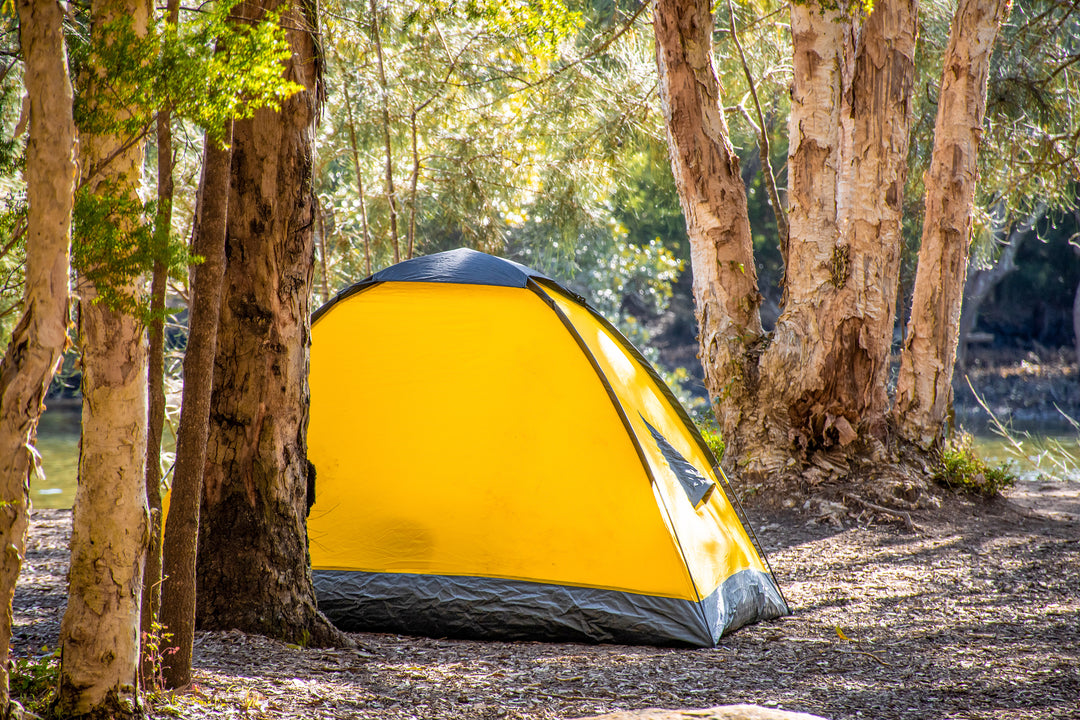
[{"left": 306, "top": 248, "right": 788, "bottom": 646}]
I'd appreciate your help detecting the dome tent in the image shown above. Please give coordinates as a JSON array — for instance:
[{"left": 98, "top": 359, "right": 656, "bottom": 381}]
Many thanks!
[{"left": 306, "top": 248, "right": 788, "bottom": 646}]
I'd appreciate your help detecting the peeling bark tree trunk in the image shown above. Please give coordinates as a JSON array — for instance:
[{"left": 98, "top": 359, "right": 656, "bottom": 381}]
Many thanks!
[
  {"left": 653, "top": 0, "right": 764, "bottom": 456},
  {"left": 757, "top": 0, "right": 918, "bottom": 466},
  {"left": 197, "top": 0, "right": 345, "bottom": 647},
  {"left": 0, "top": 0, "right": 74, "bottom": 712},
  {"left": 56, "top": 0, "right": 151, "bottom": 714},
  {"left": 655, "top": 0, "right": 916, "bottom": 477},
  {"left": 893, "top": 0, "right": 1012, "bottom": 448},
  {"left": 160, "top": 124, "right": 233, "bottom": 690},
  {"left": 772, "top": 0, "right": 916, "bottom": 462}
]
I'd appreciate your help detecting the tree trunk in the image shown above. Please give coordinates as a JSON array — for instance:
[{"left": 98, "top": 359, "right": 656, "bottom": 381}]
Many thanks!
[
  {"left": 56, "top": 0, "right": 151, "bottom": 714},
  {"left": 159, "top": 125, "right": 232, "bottom": 690},
  {"left": 893, "top": 0, "right": 1012, "bottom": 448},
  {"left": 749, "top": 0, "right": 917, "bottom": 469},
  {"left": 197, "top": 0, "right": 346, "bottom": 648},
  {"left": 58, "top": 291, "right": 148, "bottom": 720},
  {"left": 0, "top": 0, "right": 74, "bottom": 712},
  {"left": 141, "top": 0, "right": 180, "bottom": 681},
  {"left": 654, "top": 0, "right": 916, "bottom": 477},
  {"left": 653, "top": 0, "right": 764, "bottom": 455}
]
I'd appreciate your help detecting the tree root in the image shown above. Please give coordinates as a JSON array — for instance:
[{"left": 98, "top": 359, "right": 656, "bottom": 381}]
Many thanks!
[{"left": 843, "top": 493, "right": 923, "bottom": 533}]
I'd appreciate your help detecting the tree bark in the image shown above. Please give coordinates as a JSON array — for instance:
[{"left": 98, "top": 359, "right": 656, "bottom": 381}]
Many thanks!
[
  {"left": 654, "top": 0, "right": 916, "bottom": 476},
  {"left": 197, "top": 0, "right": 346, "bottom": 648},
  {"left": 759, "top": 0, "right": 915, "bottom": 466},
  {"left": 0, "top": 0, "right": 74, "bottom": 712},
  {"left": 785, "top": 0, "right": 917, "bottom": 442},
  {"left": 893, "top": 0, "right": 1012, "bottom": 448},
  {"left": 57, "top": 0, "right": 151, "bottom": 714},
  {"left": 653, "top": 0, "right": 764, "bottom": 456},
  {"left": 59, "top": 288, "right": 148, "bottom": 720},
  {"left": 141, "top": 0, "right": 181, "bottom": 682},
  {"left": 159, "top": 125, "right": 232, "bottom": 690}
]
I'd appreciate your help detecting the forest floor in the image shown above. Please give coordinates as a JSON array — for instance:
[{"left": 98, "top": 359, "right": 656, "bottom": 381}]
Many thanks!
[{"left": 13, "top": 477, "right": 1080, "bottom": 720}]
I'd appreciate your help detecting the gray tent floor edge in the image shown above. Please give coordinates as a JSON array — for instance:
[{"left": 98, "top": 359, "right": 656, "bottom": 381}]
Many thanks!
[
  {"left": 313, "top": 568, "right": 787, "bottom": 647},
  {"left": 705, "top": 567, "right": 790, "bottom": 640}
]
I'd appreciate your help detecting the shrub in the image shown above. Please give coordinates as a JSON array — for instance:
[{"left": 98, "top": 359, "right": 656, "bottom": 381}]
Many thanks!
[
  {"left": 10, "top": 647, "right": 59, "bottom": 716},
  {"left": 934, "top": 433, "right": 1017, "bottom": 496},
  {"left": 693, "top": 411, "right": 725, "bottom": 462}
]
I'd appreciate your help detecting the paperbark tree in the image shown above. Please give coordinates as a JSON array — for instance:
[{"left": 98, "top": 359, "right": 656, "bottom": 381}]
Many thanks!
[
  {"left": 159, "top": 124, "right": 232, "bottom": 690},
  {"left": 196, "top": 0, "right": 345, "bottom": 647},
  {"left": 55, "top": 0, "right": 152, "bottom": 715},
  {"left": 893, "top": 0, "right": 1014, "bottom": 447},
  {"left": 0, "top": 0, "right": 75, "bottom": 713},
  {"left": 655, "top": 0, "right": 918, "bottom": 480}
]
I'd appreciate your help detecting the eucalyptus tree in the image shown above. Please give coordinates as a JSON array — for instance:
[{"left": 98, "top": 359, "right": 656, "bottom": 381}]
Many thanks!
[
  {"left": 194, "top": 0, "right": 348, "bottom": 652},
  {"left": 0, "top": 0, "right": 75, "bottom": 715},
  {"left": 951, "top": 0, "right": 1080, "bottom": 366},
  {"left": 893, "top": 0, "right": 1014, "bottom": 445},
  {"left": 56, "top": 0, "right": 154, "bottom": 712},
  {"left": 654, "top": 0, "right": 1017, "bottom": 488}
]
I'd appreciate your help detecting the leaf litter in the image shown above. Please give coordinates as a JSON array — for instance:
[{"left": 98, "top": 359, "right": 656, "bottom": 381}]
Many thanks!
[{"left": 12, "top": 480, "right": 1080, "bottom": 720}]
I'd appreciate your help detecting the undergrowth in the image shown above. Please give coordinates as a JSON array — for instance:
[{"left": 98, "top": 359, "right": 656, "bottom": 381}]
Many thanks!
[
  {"left": 142, "top": 619, "right": 182, "bottom": 715},
  {"left": 693, "top": 411, "right": 725, "bottom": 462},
  {"left": 934, "top": 432, "right": 1017, "bottom": 496},
  {"left": 10, "top": 647, "right": 59, "bottom": 717}
]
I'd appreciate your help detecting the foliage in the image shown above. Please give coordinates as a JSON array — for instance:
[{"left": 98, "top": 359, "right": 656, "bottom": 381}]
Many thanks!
[
  {"left": 9, "top": 647, "right": 60, "bottom": 717},
  {"left": 933, "top": 432, "right": 1017, "bottom": 496},
  {"left": 695, "top": 412, "right": 726, "bottom": 463},
  {"left": 71, "top": 187, "right": 182, "bottom": 319},
  {"left": 0, "top": 39, "right": 27, "bottom": 342},
  {"left": 141, "top": 620, "right": 180, "bottom": 707},
  {"left": 980, "top": 0, "right": 1079, "bottom": 218},
  {"left": 0, "top": 189, "right": 26, "bottom": 337},
  {"left": 315, "top": 0, "right": 658, "bottom": 280},
  {"left": 62, "top": 0, "right": 302, "bottom": 316},
  {"left": 69, "top": 1, "right": 300, "bottom": 144}
]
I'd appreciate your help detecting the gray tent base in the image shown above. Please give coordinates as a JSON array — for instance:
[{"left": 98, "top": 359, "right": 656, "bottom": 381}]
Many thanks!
[{"left": 313, "top": 568, "right": 788, "bottom": 646}]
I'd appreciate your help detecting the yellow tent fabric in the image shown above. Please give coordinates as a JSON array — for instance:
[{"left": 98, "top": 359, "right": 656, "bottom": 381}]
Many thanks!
[{"left": 307, "top": 248, "right": 787, "bottom": 646}]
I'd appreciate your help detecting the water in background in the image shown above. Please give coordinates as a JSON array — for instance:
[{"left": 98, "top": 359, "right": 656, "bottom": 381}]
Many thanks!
[
  {"left": 964, "top": 421, "right": 1080, "bottom": 482},
  {"left": 33, "top": 404, "right": 80, "bottom": 509},
  {"left": 32, "top": 403, "right": 175, "bottom": 510}
]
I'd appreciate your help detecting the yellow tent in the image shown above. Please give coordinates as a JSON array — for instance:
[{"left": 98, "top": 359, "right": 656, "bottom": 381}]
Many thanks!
[{"left": 307, "top": 248, "right": 787, "bottom": 646}]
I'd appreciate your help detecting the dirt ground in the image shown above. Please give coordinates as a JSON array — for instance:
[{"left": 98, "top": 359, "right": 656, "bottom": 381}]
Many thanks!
[{"left": 12, "top": 477, "right": 1079, "bottom": 720}]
